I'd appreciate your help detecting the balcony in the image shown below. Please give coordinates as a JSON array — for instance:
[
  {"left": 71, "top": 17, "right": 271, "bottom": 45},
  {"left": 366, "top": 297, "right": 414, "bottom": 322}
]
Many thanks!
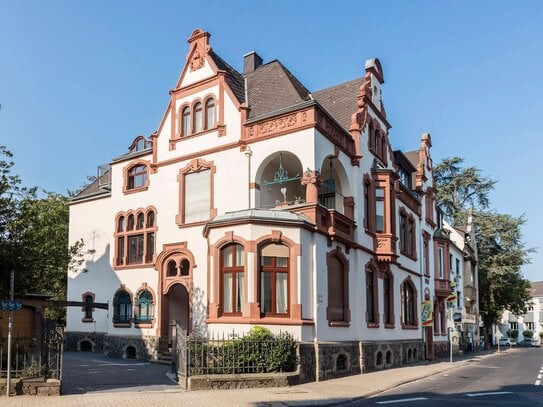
[
  {"left": 434, "top": 279, "right": 451, "bottom": 297},
  {"left": 461, "top": 311, "right": 477, "bottom": 324},
  {"left": 291, "top": 203, "right": 356, "bottom": 245}
]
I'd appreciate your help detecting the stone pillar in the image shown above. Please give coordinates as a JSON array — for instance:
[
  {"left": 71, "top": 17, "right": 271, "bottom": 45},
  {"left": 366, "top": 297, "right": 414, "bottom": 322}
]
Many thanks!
[
  {"left": 343, "top": 196, "right": 355, "bottom": 219},
  {"left": 301, "top": 170, "right": 321, "bottom": 203}
]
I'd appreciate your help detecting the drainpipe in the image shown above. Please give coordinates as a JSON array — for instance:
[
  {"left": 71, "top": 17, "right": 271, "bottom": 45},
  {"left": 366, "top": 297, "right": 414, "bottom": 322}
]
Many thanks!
[
  {"left": 244, "top": 146, "right": 253, "bottom": 209},
  {"left": 418, "top": 216, "right": 425, "bottom": 356}
]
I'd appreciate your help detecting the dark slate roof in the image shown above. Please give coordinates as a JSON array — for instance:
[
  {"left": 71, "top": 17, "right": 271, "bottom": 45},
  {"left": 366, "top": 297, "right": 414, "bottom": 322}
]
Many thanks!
[
  {"left": 244, "top": 60, "right": 312, "bottom": 120},
  {"left": 313, "top": 78, "right": 364, "bottom": 132},
  {"left": 71, "top": 170, "right": 111, "bottom": 202},
  {"left": 209, "top": 50, "right": 245, "bottom": 104},
  {"left": 531, "top": 281, "right": 543, "bottom": 297},
  {"left": 404, "top": 150, "right": 420, "bottom": 169}
]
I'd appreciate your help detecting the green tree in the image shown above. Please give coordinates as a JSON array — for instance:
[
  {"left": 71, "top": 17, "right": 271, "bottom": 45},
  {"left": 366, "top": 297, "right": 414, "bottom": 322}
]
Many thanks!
[
  {"left": 434, "top": 157, "right": 496, "bottom": 224},
  {"left": 434, "top": 157, "right": 533, "bottom": 328},
  {"left": 0, "top": 145, "right": 91, "bottom": 323}
]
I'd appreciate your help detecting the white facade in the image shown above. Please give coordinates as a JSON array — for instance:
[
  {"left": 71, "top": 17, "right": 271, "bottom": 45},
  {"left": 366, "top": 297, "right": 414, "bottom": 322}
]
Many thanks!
[{"left": 66, "top": 29, "right": 452, "bottom": 370}]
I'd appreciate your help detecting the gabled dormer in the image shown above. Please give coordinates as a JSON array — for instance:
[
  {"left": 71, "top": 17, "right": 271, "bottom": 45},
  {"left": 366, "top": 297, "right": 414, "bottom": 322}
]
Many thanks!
[{"left": 154, "top": 29, "right": 245, "bottom": 158}]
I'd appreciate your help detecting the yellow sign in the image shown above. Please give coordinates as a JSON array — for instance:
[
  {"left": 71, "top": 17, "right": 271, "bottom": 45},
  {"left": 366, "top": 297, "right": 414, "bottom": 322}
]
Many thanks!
[{"left": 421, "top": 300, "right": 433, "bottom": 326}]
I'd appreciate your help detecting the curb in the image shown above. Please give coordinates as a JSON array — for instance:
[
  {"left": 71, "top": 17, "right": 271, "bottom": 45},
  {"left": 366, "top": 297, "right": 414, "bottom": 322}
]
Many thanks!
[{"left": 280, "top": 351, "right": 504, "bottom": 407}]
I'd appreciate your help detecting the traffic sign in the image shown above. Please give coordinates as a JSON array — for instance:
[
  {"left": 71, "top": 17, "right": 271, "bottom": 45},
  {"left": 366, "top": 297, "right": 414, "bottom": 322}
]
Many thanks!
[{"left": 0, "top": 300, "right": 22, "bottom": 311}]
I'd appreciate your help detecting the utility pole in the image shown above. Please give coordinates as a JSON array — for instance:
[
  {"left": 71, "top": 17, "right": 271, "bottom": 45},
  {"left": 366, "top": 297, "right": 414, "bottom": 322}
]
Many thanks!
[{"left": 6, "top": 270, "right": 14, "bottom": 397}]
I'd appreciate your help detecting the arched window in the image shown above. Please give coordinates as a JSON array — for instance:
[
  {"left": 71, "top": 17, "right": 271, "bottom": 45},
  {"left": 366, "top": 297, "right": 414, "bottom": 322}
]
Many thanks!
[
  {"left": 383, "top": 272, "right": 394, "bottom": 326},
  {"left": 136, "top": 213, "right": 145, "bottom": 230},
  {"left": 117, "top": 216, "right": 125, "bottom": 233},
  {"left": 221, "top": 244, "right": 244, "bottom": 314},
  {"left": 193, "top": 102, "right": 203, "bottom": 133},
  {"left": 114, "top": 209, "right": 156, "bottom": 267},
  {"left": 127, "top": 214, "right": 135, "bottom": 231},
  {"left": 327, "top": 253, "right": 349, "bottom": 324},
  {"left": 127, "top": 164, "right": 147, "bottom": 190},
  {"left": 113, "top": 290, "right": 132, "bottom": 324},
  {"left": 205, "top": 98, "right": 215, "bottom": 130},
  {"left": 167, "top": 260, "right": 177, "bottom": 277},
  {"left": 180, "top": 259, "right": 190, "bottom": 276},
  {"left": 366, "top": 268, "right": 378, "bottom": 325},
  {"left": 260, "top": 243, "right": 289, "bottom": 315},
  {"left": 181, "top": 106, "right": 190, "bottom": 136},
  {"left": 401, "top": 280, "right": 416, "bottom": 327},
  {"left": 135, "top": 290, "right": 153, "bottom": 322}
]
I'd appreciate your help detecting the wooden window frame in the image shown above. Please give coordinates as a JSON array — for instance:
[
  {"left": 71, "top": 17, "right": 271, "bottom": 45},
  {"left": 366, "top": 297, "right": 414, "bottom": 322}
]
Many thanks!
[
  {"left": 123, "top": 160, "right": 150, "bottom": 194},
  {"left": 220, "top": 243, "right": 245, "bottom": 316},
  {"left": 81, "top": 292, "right": 95, "bottom": 323},
  {"left": 401, "top": 278, "right": 418, "bottom": 329},
  {"left": 259, "top": 244, "right": 290, "bottom": 317},
  {"left": 181, "top": 105, "right": 191, "bottom": 137},
  {"left": 112, "top": 287, "right": 132, "bottom": 327},
  {"left": 383, "top": 271, "right": 395, "bottom": 328},
  {"left": 134, "top": 286, "right": 155, "bottom": 328},
  {"left": 204, "top": 97, "right": 215, "bottom": 130},
  {"left": 113, "top": 207, "right": 157, "bottom": 270},
  {"left": 366, "top": 267, "right": 379, "bottom": 327},
  {"left": 326, "top": 248, "right": 350, "bottom": 327}
]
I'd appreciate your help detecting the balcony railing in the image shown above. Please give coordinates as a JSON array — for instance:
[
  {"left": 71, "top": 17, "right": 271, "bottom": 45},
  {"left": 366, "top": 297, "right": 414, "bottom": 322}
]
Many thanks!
[{"left": 290, "top": 203, "right": 356, "bottom": 244}]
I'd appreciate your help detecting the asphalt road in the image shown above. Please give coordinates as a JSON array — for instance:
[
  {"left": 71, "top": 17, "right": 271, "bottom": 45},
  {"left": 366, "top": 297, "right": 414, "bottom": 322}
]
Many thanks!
[{"left": 349, "top": 348, "right": 543, "bottom": 406}]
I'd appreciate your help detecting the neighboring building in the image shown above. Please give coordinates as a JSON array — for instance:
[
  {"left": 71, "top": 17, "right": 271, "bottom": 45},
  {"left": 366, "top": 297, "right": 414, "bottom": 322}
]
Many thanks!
[
  {"left": 66, "top": 28, "right": 452, "bottom": 378},
  {"left": 497, "top": 281, "right": 543, "bottom": 344},
  {"left": 444, "top": 215, "right": 480, "bottom": 352}
]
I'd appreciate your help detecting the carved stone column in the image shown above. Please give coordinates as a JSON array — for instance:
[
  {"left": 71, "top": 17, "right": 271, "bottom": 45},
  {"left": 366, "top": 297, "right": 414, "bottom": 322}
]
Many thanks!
[
  {"left": 301, "top": 170, "right": 321, "bottom": 203},
  {"left": 343, "top": 196, "right": 355, "bottom": 219}
]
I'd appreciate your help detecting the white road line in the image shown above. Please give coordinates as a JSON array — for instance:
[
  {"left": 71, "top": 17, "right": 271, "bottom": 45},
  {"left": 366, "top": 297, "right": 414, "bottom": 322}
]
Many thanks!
[
  {"left": 538, "top": 374, "right": 542, "bottom": 379},
  {"left": 377, "top": 397, "right": 428, "bottom": 404},
  {"left": 466, "top": 391, "right": 513, "bottom": 397},
  {"left": 536, "top": 380, "right": 541, "bottom": 386}
]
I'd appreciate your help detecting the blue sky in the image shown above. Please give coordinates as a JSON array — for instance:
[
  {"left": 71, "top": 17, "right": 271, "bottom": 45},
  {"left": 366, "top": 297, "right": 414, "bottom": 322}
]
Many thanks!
[{"left": 1, "top": 1, "right": 541, "bottom": 281}]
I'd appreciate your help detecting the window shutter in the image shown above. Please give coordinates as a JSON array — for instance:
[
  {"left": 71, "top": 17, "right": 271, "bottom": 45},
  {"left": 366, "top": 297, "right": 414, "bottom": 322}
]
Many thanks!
[{"left": 185, "top": 170, "right": 210, "bottom": 223}]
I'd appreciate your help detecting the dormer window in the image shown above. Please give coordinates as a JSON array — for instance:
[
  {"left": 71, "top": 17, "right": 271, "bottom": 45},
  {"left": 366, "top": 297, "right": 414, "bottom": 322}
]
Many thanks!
[
  {"left": 399, "top": 168, "right": 410, "bottom": 189},
  {"left": 128, "top": 136, "right": 152, "bottom": 154}
]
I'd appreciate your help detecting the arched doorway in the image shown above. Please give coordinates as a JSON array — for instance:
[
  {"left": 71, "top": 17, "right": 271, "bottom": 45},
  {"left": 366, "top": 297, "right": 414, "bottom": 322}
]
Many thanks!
[{"left": 163, "top": 283, "right": 190, "bottom": 345}]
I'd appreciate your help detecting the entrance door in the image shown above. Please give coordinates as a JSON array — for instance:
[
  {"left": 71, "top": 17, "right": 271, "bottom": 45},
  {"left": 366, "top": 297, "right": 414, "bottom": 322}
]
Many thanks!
[{"left": 165, "top": 284, "right": 190, "bottom": 344}]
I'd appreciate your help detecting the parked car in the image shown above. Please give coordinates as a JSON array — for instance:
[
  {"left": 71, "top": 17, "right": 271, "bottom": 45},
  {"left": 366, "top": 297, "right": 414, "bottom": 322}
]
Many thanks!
[
  {"left": 498, "top": 338, "right": 515, "bottom": 346},
  {"left": 517, "top": 339, "right": 534, "bottom": 347},
  {"left": 531, "top": 340, "right": 540, "bottom": 347}
]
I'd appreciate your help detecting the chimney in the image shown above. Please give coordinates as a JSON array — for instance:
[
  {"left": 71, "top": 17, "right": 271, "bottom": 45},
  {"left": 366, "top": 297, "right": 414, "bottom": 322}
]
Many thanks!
[{"left": 243, "top": 51, "right": 263, "bottom": 74}]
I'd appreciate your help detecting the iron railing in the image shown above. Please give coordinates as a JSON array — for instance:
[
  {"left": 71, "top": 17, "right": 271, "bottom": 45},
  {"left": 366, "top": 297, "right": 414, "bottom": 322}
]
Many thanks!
[
  {"left": 185, "top": 330, "right": 297, "bottom": 376},
  {"left": 0, "top": 338, "right": 62, "bottom": 379}
]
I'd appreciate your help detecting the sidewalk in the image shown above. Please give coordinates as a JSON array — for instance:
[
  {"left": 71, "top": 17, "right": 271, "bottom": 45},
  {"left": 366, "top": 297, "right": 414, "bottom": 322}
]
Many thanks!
[{"left": 1, "top": 348, "right": 508, "bottom": 407}]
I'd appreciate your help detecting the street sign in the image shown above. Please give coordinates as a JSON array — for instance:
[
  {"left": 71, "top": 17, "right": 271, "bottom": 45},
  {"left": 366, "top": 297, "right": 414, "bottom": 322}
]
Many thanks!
[{"left": 0, "top": 300, "right": 22, "bottom": 311}]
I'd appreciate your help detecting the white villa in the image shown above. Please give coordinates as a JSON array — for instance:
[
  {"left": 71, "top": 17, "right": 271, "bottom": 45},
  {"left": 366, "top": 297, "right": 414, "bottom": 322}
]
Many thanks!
[{"left": 66, "top": 29, "right": 469, "bottom": 378}]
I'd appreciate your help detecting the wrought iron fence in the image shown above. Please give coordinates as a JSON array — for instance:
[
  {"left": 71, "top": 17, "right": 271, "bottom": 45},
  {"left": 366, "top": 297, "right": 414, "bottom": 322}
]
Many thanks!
[
  {"left": 0, "top": 339, "right": 62, "bottom": 379},
  {"left": 185, "top": 329, "right": 297, "bottom": 376}
]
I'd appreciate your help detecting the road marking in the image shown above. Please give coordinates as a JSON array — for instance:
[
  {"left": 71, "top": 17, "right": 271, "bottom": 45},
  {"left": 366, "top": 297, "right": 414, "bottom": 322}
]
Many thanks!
[
  {"left": 466, "top": 391, "right": 513, "bottom": 397},
  {"left": 377, "top": 397, "right": 428, "bottom": 404},
  {"left": 538, "top": 374, "right": 542, "bottom": 379},
  {"left": 536, "top": 380, "right": 541, "bottom": 386}
]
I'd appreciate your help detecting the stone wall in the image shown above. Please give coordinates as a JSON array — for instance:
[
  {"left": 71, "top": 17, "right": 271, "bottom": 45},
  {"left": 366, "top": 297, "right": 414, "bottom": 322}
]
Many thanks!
[
  {"left": 360, "top": 339, "right": 423, "bottom": 373},
  {"left": 297, "top": 342, "right": 316, "bottom": 383},
  {"left": 316, "top": 341, "right": 361, "bottom": 381},
  {"left": 65, "top": 332, "right": 159, "bottom": 361},
  {"left": 0, "top": 378, "right": 60, "bottom": 396}
]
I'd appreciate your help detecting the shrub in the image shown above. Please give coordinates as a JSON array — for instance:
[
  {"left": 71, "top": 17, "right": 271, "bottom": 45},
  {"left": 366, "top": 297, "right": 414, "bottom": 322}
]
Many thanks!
[
  {"left": 510, "top": 329, "right": 519, "bottom": 339},
  {"left": 523, "top": 330, "right": 534, "bottom": 339}
]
